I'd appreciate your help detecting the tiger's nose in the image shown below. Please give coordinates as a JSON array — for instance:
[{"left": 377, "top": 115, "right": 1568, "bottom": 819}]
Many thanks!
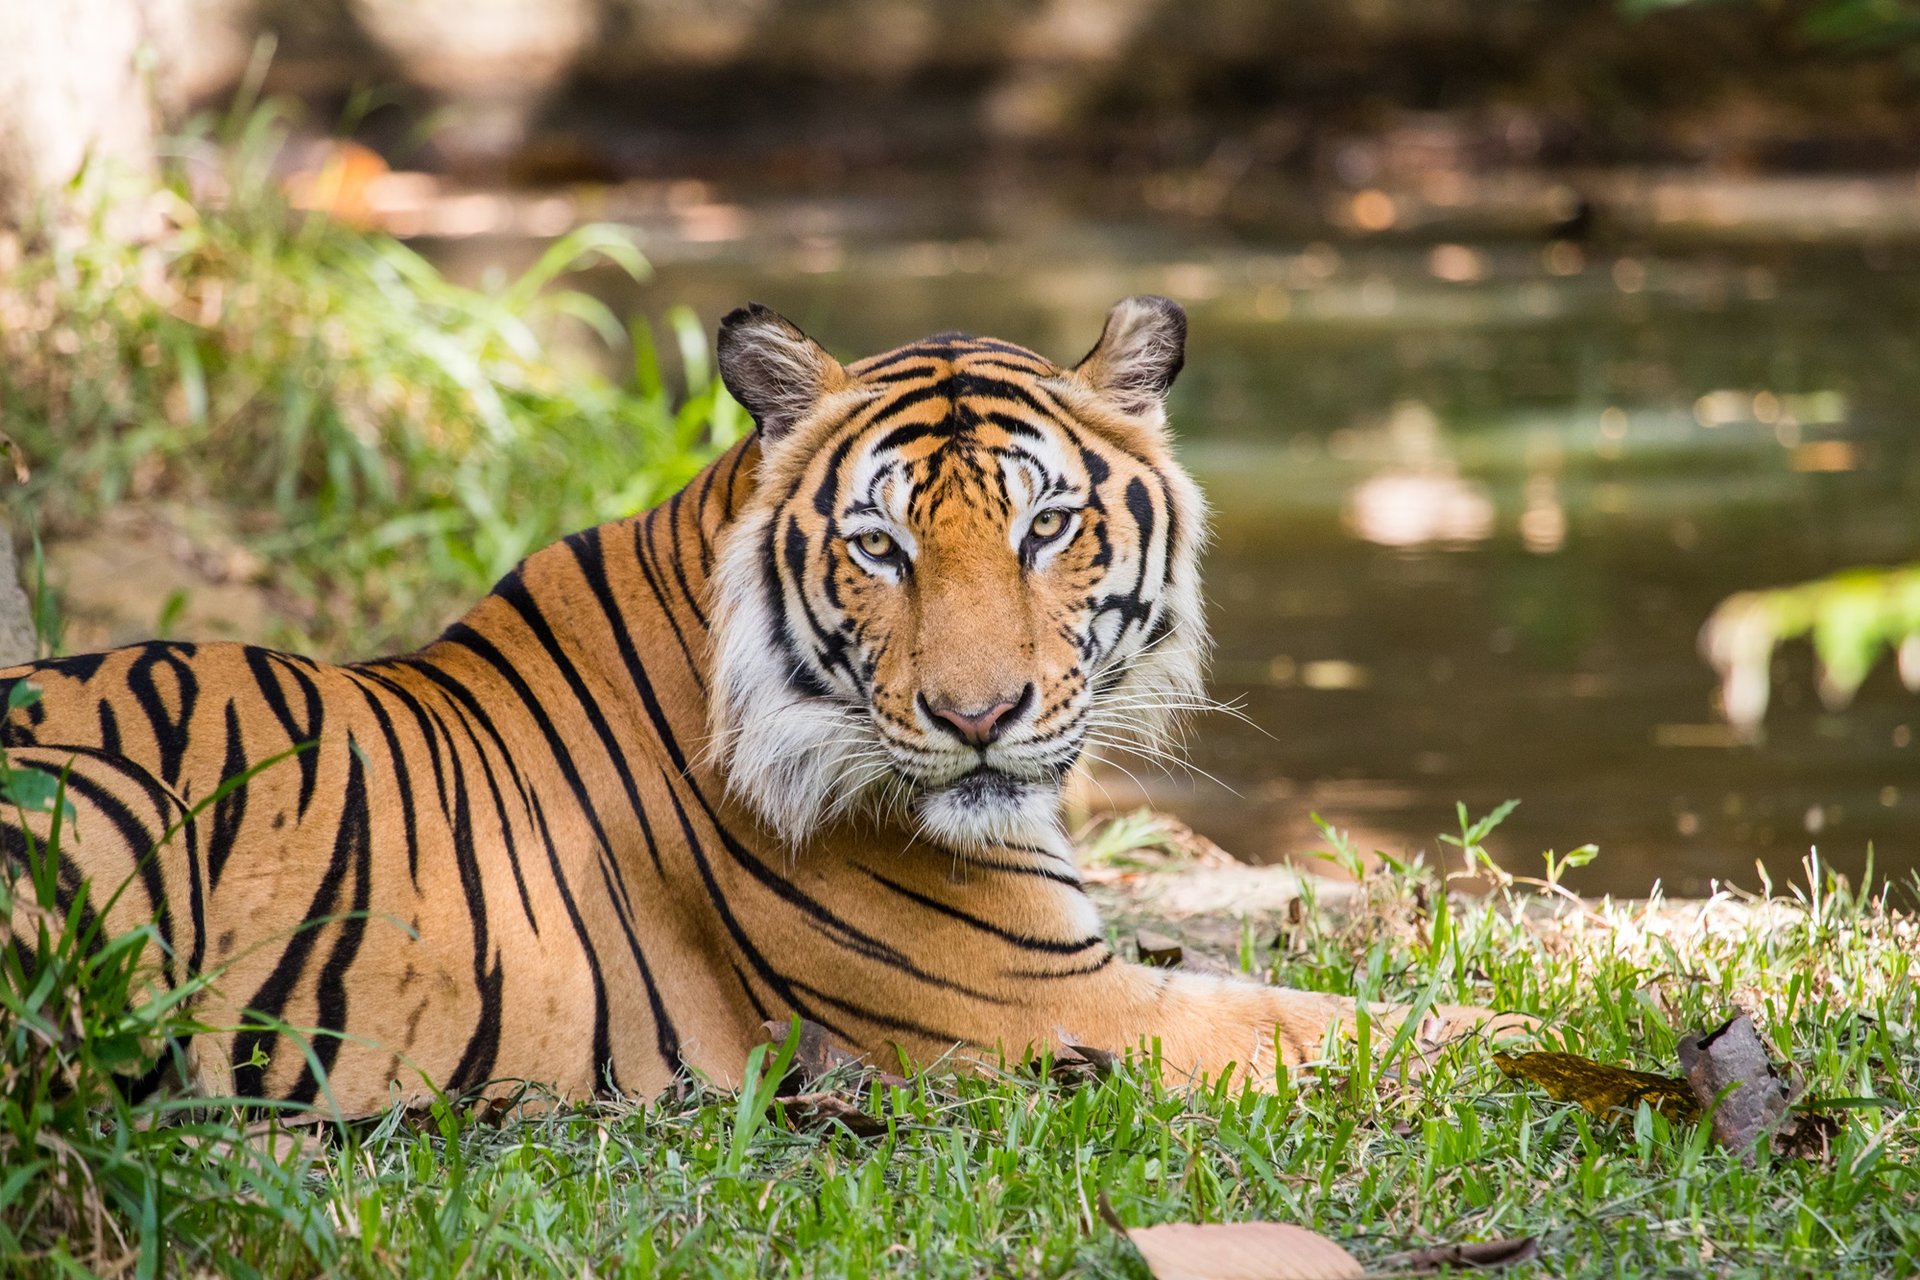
[{"left": 922, "top": 685, "right": 1034, "bottom": 747}]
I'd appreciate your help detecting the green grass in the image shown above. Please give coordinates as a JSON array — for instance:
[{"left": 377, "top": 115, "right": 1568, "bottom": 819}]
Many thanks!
[{"left": 4, "top": 770, "right": 1914, "bottom": 1276}]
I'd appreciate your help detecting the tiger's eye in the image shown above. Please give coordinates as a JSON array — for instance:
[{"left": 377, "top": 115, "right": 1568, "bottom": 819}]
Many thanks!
[
  {"left": 856, "top": 529, "right": 897, "bottom": 559},
  {"left": 1029, "top": 509, "right": 1067, "bottom": 540}
]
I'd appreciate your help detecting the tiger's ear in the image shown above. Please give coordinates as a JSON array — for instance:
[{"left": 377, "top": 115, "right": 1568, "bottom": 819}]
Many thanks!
[
  {"left": 1071, "top": 295, "right": 1187, "bottom": 419},
  {"left": 717, "top": 303, "right": 844, "bottom": 442}
]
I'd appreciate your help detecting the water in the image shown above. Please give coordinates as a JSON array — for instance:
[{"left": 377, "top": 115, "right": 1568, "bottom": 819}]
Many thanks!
[{"left": 434, "top": 181, "right": 1920, "bottom": 896}]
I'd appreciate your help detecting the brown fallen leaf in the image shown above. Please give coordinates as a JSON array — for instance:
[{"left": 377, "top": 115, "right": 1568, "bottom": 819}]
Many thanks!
[
  {"left": 1135, "top": 927, "right": 1238, "bottom": 976},
  {"left": 774, "top": 1091, "right": 887, "bottom": 1137},
  {"left": 1494, "top": 1050, "right": 1698, "bottom": 1122},
  {"left": 1137, "top": 928, "right": 1186, "bottom": 968},
  {"left": 760, "top": 1017, "right": 909, "bottom": 1090},
  {"left": 1124, "top": 1221, "right": 1365, "bottom": 1280},
  {"left": 1773, "top": 1107, "right": 1843, "bottom": 1162},
  {"left": 1377, "top": 1236, "right": 1539, "bottom": 1273},
  {"left": 1677, "top": 1013, "right": 1790, "bottom": 1159},
  {"left": 762, "top": 1017, "right": 864, "bottom": 1078},
  {"left": 1042, "top": 1039, "right": 1121, "bottom": 1086}
]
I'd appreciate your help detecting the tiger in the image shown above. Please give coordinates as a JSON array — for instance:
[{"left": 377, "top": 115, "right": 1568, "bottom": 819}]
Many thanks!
[{"left": 0, "top": 296, "right": 1524, "bottom": 1115}]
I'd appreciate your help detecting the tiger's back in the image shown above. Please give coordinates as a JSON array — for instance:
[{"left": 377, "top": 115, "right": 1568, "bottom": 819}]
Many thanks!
[{"left": 0, "top": 513, "right": 762, "bottom": 1104}]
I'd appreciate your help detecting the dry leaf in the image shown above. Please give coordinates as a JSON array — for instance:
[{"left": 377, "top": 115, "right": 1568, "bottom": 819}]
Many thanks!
[
  {"left": 1773, "top": 1108, "right": 1843, "bottom": 1162},
  {"left": 1137, "top": 928, "right": 1186, "bottom": 968},
  {"left": 1134, "top": 927, "right": 1236, "bottom": 975},
  {"left": 1494, "top": 1050, "right": 1698, "bottom": 1122},
  {"left": 1043, "top": 1039, "right": 1120, "bottom": 1086},
  {"left": 774, "top": 1091, "right": 887, "bottom": 1137},
  {"left": 1123, "top": 1222, "right": 1364, "bottom": 1280},
  {"left": 760, "top": 1018, "right": 909, "bottom": 1090},
  {"left": 1378, "top": 1236, "right": 1539, "bottom": 1273},
  {"left": 1677, "top": 1013, "right": 1790, "bottom": 1159}
]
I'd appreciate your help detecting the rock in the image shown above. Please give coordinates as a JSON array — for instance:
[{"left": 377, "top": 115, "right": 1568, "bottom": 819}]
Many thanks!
[{"left": 0, "top": 524, "right": 37, "bottom": 667}]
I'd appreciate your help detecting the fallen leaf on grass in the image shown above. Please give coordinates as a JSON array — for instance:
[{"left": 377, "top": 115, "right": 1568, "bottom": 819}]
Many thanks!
[
  {"left": 1497, "top": 1018, "right": 1844, "bottom": 1161},
  {"left": 1135, "top": 927, "right": 1236, "bottom": 975},
  {"left": 1494, "top": 1050, "right": 1698, "bottom": 1122},
  {"left": 759, "top": 1018, "right": 908, "bottom": 1090},
  {"left": 1677, "top": 1013, "right": 1847, "bottom": 1161},
  {"left": 1376, "top": 1237, "right": 1539, "bottom": 1273},
  {"left": 1772, "top": 1108, "right": 1843, "bottom": 1162},
  {"left": 773, "top": 1091, "right": 888, "bottom": 1137},
  {"left": 1677, "top": 1014, "right": 1790, "bottom": 1158},
  {"left": 1042, "top": 1039, "right": 1120, "bottom": 1086},
  {"left": 1124, "top": 1221, "right": 1365, "bottom": 1280},
  {"left": 1099, "top": 1195, "right": 1534, "bottom": 1280},
  {"left": 1137, "top": 928, "right": 1186, "bottom": 968}
]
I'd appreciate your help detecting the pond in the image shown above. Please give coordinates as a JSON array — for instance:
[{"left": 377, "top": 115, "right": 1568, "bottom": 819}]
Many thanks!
[{"left": 430, "top": 176, "right": 1920, "bottom": 896}]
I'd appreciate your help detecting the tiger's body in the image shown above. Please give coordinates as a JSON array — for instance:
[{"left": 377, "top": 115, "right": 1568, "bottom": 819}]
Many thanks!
[{"left": 2, "top": 298, "right": 1518, "bottom": 1114}]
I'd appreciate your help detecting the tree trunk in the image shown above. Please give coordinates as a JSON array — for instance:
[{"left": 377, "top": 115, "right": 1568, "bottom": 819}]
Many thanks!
[
  {"left": 0, "top": 524, "right": 36, "bottom": 667},
  {"left": 0, "top": 0, "right": 174, "bottom": 228}
]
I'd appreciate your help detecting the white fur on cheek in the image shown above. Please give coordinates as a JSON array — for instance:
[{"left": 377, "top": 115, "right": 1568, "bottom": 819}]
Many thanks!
[{"left": 706, "top": 507, "right": 889, "bottom": 843}]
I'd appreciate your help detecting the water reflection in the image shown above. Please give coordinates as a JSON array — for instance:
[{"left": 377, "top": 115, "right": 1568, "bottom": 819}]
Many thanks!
[{"left": 1342, "top": 403, "right": 1496, "bottom": 549}]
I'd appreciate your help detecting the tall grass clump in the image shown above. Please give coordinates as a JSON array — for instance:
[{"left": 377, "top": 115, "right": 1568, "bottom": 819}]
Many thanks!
[
  {"left": 0, "top": 102, "right": 743, "bottom": 655},
  {"left": 0, "top": 684, "right": 327, "bottom": 1276}
]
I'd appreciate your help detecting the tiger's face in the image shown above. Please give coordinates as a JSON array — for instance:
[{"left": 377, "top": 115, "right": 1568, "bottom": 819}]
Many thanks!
[{"left": 708, "top": 297, "right": 1208, "bottom": 852}]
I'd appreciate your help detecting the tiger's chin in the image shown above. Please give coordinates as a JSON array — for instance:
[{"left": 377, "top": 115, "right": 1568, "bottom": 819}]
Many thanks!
[{"left": 913, "top": 767, "right": 1065, "bottom": 850}]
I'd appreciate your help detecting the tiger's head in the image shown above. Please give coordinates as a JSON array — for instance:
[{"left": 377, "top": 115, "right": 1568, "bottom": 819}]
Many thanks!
[{"left": 707, "top": 296, "right": 1208, "bottom": 852}]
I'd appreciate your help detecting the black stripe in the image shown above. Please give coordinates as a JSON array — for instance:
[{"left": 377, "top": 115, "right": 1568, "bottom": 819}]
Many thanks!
[
  {"left": 207, "top": 700, "right": 249, "bottom": 891},
  {"left": 386, "top": 666, "right": 548, "bottom": 1091},
  {"left": 863, "top": 868, "right": 1106, "bottom": 955},
  {"left": 350, "top": 681, "right": 421, "bottom": 886},
  {"left": 923, "top": 845, "right": 1085, "bottom": 889},
  {"left": 231, "top": 774, "right": 360, "bottom": 1100},
  {"left": 17, "top": 750, "right": 181, "bottom": 984},
  {"left": 287, "top": 743, "right": 376, "bottom": 1105},
  {"left": 786, "top": 976, "right": 974, "bottom": 1045},
  {"left": 760, "top": 531, "right": 831, "bottom": 700},
  {"left": 656, "top": 495, "right": 709, "bottom": 630},
  {"left": 36, "top": 652, "right": 109, "bottom": 682},
  {"left": 98, "top": 700, "right": 122, "bottom": 755},
  {"left": 628, "top": 524, "right": 706, "bottom": 691},
  {"left": 125, "top": 644, "right": 199, "bottom": 786},
  {"left": 385, "top": 663, "right": 539, "bottom": 931},
  {"left": 242, "top": 649, "right": 321, "bottom": 818},
  {"left": 655, "top": 777, "right": 849, "bottom": 1042},
  {"left": 730, "top": 959, "right": 773, "bottom": 1023},
  {"left": 430, "top": 624, "right": 682, "bottom": 1073},
  {"left": 1003, "top": 951, "right": 1116, "bottom": 980},
  {"left": 349, "top": 668, "right": 454, "bottom": 839},
  {"left": 493, "top": 563, "right": 667, "bottom": 880},
  {"left": 566, "top": 530, "right": 694, "bottom": 778}
]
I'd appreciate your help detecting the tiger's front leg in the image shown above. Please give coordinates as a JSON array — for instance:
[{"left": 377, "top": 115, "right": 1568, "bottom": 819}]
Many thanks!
[{"left": 995, "top": 961, "right": 1530, "bottom": 1087}]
